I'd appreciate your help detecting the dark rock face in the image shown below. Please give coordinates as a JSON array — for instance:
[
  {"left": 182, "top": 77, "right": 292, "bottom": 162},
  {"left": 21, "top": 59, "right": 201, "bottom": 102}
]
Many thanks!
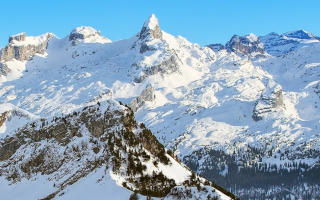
[
  {"left": 207, "top": 43, "right": 225, "bottom": 52},
  {"left": 252, "top": 87, "right": 284, "bottom": 121},
  {"left": 0, "top": 33, "right": 52, "bottom": 62},
  {"left": 226, "top": 34, "right": 265, "bottom": 55}
]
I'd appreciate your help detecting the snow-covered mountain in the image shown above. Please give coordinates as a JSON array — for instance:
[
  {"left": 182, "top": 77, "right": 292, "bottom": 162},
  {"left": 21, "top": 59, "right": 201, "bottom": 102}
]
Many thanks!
[
  {"left": 0, "top": 14, "right": 320, "bottom": 199},
  {"left": 0, "top": 100, "right": 234, "bottom": 200}
]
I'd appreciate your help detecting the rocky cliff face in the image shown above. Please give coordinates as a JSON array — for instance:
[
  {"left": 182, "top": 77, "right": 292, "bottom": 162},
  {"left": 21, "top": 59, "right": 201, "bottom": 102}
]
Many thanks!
[
  {"left": 130, "top": 86, "right": 155, "bottom": 112},
  {"left": 138, "top": 14, "right": 163, "bottom": 54},
  {"left": 252, "top": 84, "right": 284, "bottom": 121},
  {"left": 130, "top": 14, "right": 183, "bottom": 83},
  {"left": 139, "top": 14, "right": 163, "bottom": 41},
  {"left": 0, "top": 32, "right": 53, "bottom": 62},
  {"left": 225, "top": 33, "right": 265, "bottom": 56}
]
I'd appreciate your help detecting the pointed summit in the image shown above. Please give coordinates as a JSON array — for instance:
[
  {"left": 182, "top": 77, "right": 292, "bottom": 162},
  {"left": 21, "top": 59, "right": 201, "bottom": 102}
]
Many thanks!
[
  {"left": 143, "top": 14, "right": 159, "bottom": 30},
  {"left": 139, "top": 14, "right": 162, "bottom": 40}
]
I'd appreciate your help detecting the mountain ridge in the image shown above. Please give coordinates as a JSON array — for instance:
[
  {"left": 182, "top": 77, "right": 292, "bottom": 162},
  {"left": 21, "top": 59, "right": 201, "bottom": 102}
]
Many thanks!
[{"left": 0, "top": 14, "right": 320, "bottom": 199}]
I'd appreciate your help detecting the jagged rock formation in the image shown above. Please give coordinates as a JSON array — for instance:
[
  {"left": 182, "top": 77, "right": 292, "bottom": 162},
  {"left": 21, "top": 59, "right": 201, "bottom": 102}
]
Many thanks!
[
  {"left": 225, "top": 33, "right": 265, "bottom": 56},
  {"left": 252, "top": 84, "right": 284, "bottom": 121},
  {"left": 138, "top": 14, "right": 163, "bottom": 54},
  {"left": 134, "top": 54, "right": 181, "bottom": 83},
  {"left": 0, "top": 32, "right": 53, "bottom": 62},
  {"left": 139, "top": 14, "right": 163, "bottom": 41},
  {"left": 130, "top": 86, "right": 155, "bottom": 111},
  {"left": 8, "top": 32, "right": 27, "bottom": 43},
  {"left": 131, "top": 14, "right": 183, "bottom": 83}
]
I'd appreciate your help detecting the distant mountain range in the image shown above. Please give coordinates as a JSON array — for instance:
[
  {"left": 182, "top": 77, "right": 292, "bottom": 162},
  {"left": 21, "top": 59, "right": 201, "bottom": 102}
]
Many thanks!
[{"left": 1, "top": 14, "right": 320, "bottom": 199}]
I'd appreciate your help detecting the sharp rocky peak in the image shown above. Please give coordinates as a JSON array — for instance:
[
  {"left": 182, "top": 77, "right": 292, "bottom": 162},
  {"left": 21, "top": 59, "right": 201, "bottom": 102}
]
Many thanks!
[{"left": 139, "top": 14, "right": 162, "bottom": 41}]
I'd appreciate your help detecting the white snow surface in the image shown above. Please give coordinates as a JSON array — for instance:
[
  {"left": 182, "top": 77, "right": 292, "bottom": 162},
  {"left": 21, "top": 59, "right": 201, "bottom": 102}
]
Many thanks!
[
  {"left": 143, "top": 14, "right": 159, "bottom": 30},
  {"left": 10, "top": 33, "right": 53, "bottom": 46},
  {"left": 1, "top": 20, "right": 320, "bottom": 160},
  {"left": 0, "top": 15, "right": 320, "bottom": 197}
]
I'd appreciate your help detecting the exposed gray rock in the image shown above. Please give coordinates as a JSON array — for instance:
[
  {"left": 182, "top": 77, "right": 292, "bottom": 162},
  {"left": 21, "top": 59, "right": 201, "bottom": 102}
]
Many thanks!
[
  {"left": 8, "top": 33, "right": 26, "bottom": 43},
  {"left": 130, "top": 86, "right": 155, "bottom": 111},
  {"left": 0, "top": 33, "right": 53, "bottom": 62},
  {"left": 140, "top": 42, "right": 157, "bottom": 53},
  {"left": 252, "top": 87, "right": 284, "bottom": 121},
  {"left": 134, "top": 54, "right": 181, "bottom": 83},
  {"left": 0, "top": 63, "right": 11, "bottom": 76},
  {"left": 138, "top": 14, "right": 163, "bottom": 53},
  {"left": 139, "top": 14, "right": 162, "bottom": 41},
  {"left": 226, "top": 34, "right": 265, "bottom": 56}
]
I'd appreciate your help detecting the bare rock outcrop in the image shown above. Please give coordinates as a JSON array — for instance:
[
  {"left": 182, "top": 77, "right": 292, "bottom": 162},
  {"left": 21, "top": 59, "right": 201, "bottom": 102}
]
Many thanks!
[
  {"left": 252, "top": 85, "right": 284, "bottom": 121},
  {"left": 138, "top": 14, "right": 163, "bottom": 53},
  {"left": 139, "top": 14, "right": 162, "bottom": 41},
  {"left": 226, "top": 33, "right": 265, "bottom": 56},
  {"left": 0, "top": 32, "right": 53, "bottom": 62},
  {"left": 130, "top": 86, "right": 156, "bottom": 111},
  {"left": 0, "top": 63, "right": 11, "bottom": 76}
]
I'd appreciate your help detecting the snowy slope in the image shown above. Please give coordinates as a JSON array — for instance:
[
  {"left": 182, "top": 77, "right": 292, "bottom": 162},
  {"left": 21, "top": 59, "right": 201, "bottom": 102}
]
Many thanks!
[
  {"left": 0, "top": 14, "right": 320, "bottom": 199},
  {"left": 0, "top": 100, "right": 233, "bottom": 200}
]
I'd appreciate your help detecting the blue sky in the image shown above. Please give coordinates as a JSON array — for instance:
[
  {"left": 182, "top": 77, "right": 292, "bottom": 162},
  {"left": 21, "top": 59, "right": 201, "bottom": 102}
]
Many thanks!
[{"left": 1, "top": 0, "right": 320, "bottom": 47}]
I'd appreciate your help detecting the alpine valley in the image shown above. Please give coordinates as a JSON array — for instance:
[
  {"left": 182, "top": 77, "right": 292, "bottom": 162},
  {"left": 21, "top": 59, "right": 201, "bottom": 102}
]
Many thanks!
[{"left": 0, "top": 14, "right": 319, "bottom": 200}]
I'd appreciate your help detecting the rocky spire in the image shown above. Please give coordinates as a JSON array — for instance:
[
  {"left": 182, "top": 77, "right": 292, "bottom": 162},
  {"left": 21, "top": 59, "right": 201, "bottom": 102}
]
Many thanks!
[{"left": 139, "top": 14, "right": 162, "bottom": 41}]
